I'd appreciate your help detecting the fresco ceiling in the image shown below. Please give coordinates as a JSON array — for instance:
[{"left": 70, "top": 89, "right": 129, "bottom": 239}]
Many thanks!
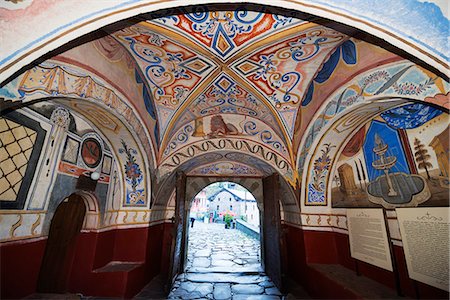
[
  {"left": 2, "top": 5, "right": 447, "bottom": 188},
  {"left": 107, "top": 9, "right": 355, "bottom": 184}
]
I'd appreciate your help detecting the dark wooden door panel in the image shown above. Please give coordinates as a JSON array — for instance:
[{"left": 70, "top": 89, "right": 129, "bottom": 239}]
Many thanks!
[
  {"left": 168, "top": 171, "right": 187, "bottom": 288},
  {"left": 263, "top": 173, "right": 283, "bottom": 291},
  {"left": 38, "top": 194, "right": 85, "bottom": 292}
]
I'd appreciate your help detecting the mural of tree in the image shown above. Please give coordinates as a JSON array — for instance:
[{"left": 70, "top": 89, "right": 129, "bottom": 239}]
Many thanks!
[{"left": 413, "top": 138, "right": 433, "bottom": 179}]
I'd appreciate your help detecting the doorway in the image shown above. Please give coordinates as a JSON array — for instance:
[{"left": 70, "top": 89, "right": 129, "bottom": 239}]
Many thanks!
[
  {"left": 37, "top": 194, "right": 86, "bottom": 293},
  {"left": 186, "top": 181, "right": 262, "bottom": 273},
  {"left": 168, "top": 177, "right": 284, "bottom": 299}
]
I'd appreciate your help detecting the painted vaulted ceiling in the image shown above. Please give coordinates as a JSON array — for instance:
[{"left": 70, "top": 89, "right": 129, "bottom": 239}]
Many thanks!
[
  {"left": 108, "top": 10, "right": 350, "bottom": 183},
  {"left": 2, "top": 4, "right": 448, "bottom": 187}
]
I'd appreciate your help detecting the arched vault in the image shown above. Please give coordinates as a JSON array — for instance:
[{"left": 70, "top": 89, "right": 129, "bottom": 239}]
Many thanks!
[{"left": 1, "top": 3, "right": 448, "bottom": 190}]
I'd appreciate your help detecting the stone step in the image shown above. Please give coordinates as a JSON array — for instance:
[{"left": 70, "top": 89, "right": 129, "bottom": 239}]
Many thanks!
[
  {"left": 186, "top": 272, "right": 267, "bottom": 284},
  {"left": 187, "top": 265, "right": 263, "bottom": 274},
  {"left": 93, "top": 261, "right": 143, "bottom": 273}
]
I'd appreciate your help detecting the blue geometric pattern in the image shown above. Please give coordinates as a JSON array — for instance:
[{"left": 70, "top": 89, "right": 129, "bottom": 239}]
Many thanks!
[
  {"left": 212, "top": 23, "right": 235, "bottom": 57},
  {"left": 381, "top": 103, "right": 443, "bottom": 129},
  {"left": 214, "top": 74, "right": 235, "bottom": 93}
]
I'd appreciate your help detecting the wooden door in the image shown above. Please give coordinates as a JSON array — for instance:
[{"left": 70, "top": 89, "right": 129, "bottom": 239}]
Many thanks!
[
  {"left": 262, "top": 173, "right": 284, "bottom": 291},
  {"left": 168, "top": 171, "right": 187, "bottom": 289},
  {"left": 38, "top": 194, "right": 86, "bottom": 292}
]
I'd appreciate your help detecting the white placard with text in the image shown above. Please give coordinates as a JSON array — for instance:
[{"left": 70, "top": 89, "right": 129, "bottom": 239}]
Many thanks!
[
  {"left": 396, "top": 207, "right": 449, "bottom": 291},
  {"left": 347, "top": 208, "right": 393, "bottom": 271}
]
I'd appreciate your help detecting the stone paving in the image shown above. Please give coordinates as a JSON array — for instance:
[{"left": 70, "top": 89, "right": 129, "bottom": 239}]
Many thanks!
[{"left": 168, "top": 222, "right": 283, "bottom": 300}]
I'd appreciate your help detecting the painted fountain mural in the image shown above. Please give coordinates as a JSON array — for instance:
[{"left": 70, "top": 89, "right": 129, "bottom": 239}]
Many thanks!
[{"left": 330, "top": 103, "right": 448, "bottom": 208}]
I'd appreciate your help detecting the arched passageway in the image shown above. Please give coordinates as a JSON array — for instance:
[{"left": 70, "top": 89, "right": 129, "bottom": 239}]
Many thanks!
[
  {"left": 165, "top": 181, "right": 278, "bottom": 299},
  {"left": 1, "top": 2, "right": 449, "bottom": 300},
  {"left": 186, "top": 182, "right": 262, "bottom": 272},
  {"left": 164, "top": 174, "right": 295, "bottom": 293}
]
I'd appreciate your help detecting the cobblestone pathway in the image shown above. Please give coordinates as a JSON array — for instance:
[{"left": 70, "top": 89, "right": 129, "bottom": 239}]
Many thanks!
[{"left": 168, "top": 222, "right": 283, "bottom": 300}]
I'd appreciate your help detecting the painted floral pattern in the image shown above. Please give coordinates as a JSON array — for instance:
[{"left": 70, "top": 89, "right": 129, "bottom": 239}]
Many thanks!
[
  {"left": 307, "top": 143, "right": 335, "bottom": 204},
  {"left": 119, "top": 140, "right": 143, "bottom": 191},
  {"left": 119, "top": 139, "right": 145, "bottom": 206}
]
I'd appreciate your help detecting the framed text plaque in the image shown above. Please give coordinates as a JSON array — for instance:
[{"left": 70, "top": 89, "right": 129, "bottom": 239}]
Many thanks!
[
  {"left": 396, "top": 207, "right": 449, "bottom": 291},
  {"left": 347, "top": 208, "right": 393, "bottom": 271}
]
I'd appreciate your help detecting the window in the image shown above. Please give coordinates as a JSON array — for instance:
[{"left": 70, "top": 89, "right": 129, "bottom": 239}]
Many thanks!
[
  {"left": 229, "top": 197, "right": 232, "bottom": 201},
  {"left": 230, "top": 205, "right": 233, "bottom": 210},
  {"left": 217, "top": 205, "right": 219, "bottom": 211}
]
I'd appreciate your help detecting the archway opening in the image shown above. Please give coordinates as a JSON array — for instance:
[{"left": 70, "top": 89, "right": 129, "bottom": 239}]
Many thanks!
[
  {"left": 168, "top": 180, "right": 284, "bottom": 299},
  {"left": 186, "top": 181, "right": 262, "bottom": 273}
]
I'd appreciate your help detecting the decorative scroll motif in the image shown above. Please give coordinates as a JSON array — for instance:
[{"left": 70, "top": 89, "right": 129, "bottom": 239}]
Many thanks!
[
  {"left": 0, "top": 213, "right": 54, "bottom": 241},
  {"left": 164, "top": 73, "right": 288, "bottom": 156},
  {"left": 9, "top": 214, "right": 23, "bottom": 238},
  {"left": 194, "top": 74, "right": 260, "bottom": 118},
  {"left": 164, "top": 124, "right": 194, "bottom": 155},
  {"left": 163, "top": 139, "right": 289, "bottom": 169},
  {"left": 307, "top": 143, "right": 335, "bottom": 205},
  {"left": 188, "top": 161, "right": 263, "bottom": 177},
  {"left": 417, "top": 212, "right": 443, "bottom": 221},
  {"left": 113, "top": 26, "right": 216, "bottom": 135},
  {"left": 243, "top": 121, "right": 287, "bottom": 153},
  {"left": 156, "top": 10, "right": 300, "bottom": 59},
  {"left": 164, "top": 114, "right": 288, "bottom": 161},
  {"left": 243, "top": 27, "right": 345, "bottom": 108},
  {"left": 103, "top": 209, "right": 154, "bottom": 228},
  {"left": 160, "top": 138, "right": 294, "bottom": 183},
  {"left": 30, "top": 214, "right": 42, "bottom": 235},
  {"left": 118, "top": 139, "right": 145, "bottom": 206},
  {"left": 123, "top": 210, "right": 129, "bottom": 223}
]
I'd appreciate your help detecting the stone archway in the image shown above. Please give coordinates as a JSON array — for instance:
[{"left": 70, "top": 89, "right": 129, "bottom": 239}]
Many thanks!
[{"left": 167, "top": 171, "right": 296, "bottom": 293}]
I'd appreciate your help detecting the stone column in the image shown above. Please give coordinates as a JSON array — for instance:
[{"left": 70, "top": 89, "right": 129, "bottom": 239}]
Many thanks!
[{"left": 30, "top": 107, "right": 71, "bottom": 211}]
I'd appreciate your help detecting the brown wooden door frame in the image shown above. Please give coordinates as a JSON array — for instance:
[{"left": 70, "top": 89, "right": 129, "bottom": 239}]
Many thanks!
[
  {"left": 37, "top": 194, "right": 86, "bottom": 293},
  {"left": 262, "top": 173, "right": 284, "bottom": 292},
  {"left": 167, "top": 171, "right": 187, "bottom": 290}
]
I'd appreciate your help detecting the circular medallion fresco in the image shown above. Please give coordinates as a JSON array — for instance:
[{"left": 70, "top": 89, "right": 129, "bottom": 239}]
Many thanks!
[{"left": 81, "top": 138, "right": 102, "bottom": 168}]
